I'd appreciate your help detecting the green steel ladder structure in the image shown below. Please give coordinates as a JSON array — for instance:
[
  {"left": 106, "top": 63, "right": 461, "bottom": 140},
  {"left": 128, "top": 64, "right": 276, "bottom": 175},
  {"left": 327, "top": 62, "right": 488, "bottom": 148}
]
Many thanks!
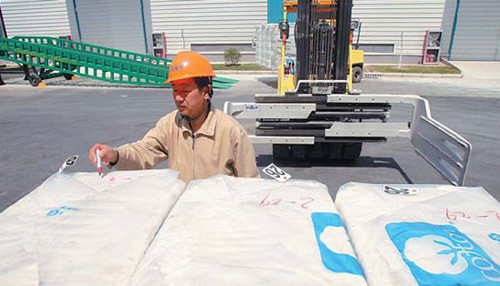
[{"left": 0, "top": 36, "right": 237, "bottom": 88}]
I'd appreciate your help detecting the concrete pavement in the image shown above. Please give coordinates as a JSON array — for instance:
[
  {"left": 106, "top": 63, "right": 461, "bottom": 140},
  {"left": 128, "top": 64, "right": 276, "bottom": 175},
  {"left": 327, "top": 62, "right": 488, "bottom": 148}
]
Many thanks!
[
  {"left": 1, "top": 69, "right": 500, "bottom": 212},
  {"left": 375, "top": 61, "right": 500, "bottom": 98},
  {"left": 2, "top": 60, "right": 499, "bottom": 89},
  {"left": 451, "top": 61, "right": 500, "bottom": 80}
]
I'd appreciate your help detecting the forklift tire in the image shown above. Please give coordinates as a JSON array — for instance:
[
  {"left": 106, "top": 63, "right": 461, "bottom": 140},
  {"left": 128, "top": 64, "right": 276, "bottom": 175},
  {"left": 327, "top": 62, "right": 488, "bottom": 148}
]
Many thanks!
[
  {"left": 273, "top": 144, "right": 291, "bottom": 160},
  {"left": 291, "top": 145, "right": 309, "bottom": 160},
  {"left": 28, "top": 75, "right": 41, "bottom": 87},
  {"left": 341, "top": 142, "right": 362, "bottom": 161},
  {"left": 352, "top": 66, "right": 363, "bottom": 84},
  {"left": 327, "top": 142, "right": 343, "bottom": 160}
]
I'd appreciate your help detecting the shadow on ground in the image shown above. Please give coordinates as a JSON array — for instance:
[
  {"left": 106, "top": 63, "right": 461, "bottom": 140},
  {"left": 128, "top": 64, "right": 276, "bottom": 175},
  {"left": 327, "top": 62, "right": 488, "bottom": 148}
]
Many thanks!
[
  {"left": 257, "top": 155, "right": 414, "bottom": 184},
  {"left": 257, "top": 76, "right": 278, "bottom": 89}
]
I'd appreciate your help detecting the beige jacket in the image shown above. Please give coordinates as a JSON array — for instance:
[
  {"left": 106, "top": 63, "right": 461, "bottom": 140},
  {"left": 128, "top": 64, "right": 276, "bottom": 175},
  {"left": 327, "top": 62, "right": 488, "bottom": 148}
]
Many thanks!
[{"left": 115, "top": 106, "right": 259, "bottom": 183}]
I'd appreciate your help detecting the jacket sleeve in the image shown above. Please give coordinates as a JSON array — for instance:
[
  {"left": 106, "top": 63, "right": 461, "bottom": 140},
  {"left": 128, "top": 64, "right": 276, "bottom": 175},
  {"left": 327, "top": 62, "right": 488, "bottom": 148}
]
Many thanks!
[
  {"left": 114, "top": 117, "right": 169, "bottom": 170},
  {"left": 233, "top": 128, "right": 260, "bottom": 178}
]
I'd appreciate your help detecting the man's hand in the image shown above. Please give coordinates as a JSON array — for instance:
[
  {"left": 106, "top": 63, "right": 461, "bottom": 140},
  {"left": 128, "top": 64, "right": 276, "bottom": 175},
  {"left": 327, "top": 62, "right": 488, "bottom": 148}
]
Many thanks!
[{"left": 89, "top": 144, "right": 117, "bottom": 167}]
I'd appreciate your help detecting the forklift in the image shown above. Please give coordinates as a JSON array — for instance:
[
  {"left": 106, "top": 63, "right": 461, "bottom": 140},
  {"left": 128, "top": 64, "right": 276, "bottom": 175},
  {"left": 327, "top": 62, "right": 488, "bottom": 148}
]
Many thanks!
[
  {"left": 225, "top": 0, "right": 471, "bottom": 186},
  {"left": 254, "top": 0, "right": 380, "bottom": 160}
]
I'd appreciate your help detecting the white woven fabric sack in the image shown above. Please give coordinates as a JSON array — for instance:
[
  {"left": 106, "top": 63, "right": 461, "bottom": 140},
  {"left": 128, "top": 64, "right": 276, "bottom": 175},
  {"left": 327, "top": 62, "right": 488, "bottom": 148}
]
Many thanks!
[
  {"left": 130, "top": 175, "right": 367, "bottom": 286},
  {"left": 335, "top": 183, "right": 500, "bottom": 286},
  {"left": 0, "top": 169, "right": 185, "bottom": 286}
]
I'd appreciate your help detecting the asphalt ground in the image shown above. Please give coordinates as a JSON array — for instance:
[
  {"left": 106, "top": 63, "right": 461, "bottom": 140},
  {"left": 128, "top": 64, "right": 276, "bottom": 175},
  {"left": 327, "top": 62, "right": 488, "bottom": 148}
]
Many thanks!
[{"left": 1, "top": 74, "right": 499, "bottom": 212}]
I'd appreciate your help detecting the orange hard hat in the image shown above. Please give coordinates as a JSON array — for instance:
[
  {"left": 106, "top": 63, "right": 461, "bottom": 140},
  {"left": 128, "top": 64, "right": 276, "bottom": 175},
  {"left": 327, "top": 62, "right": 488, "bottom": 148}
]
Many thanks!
[{"left": 165, "top": 51, "right": 215, "bottom": 84}]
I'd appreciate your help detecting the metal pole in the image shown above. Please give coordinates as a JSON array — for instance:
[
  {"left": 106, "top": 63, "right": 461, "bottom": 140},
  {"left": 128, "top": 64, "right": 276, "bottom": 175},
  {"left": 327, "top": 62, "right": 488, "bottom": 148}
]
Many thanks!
[
  {"left": 335, "top": 0, "right": 354, "bottom": 93},
  {"left": 0, "top": 6, "right": 7, "bottom": 38},
  {"left": 398, "top": 30, "right": 404, "bottom": 69},
  {"left": 448, "top": 0, "right": 461, "bottom": 60},
  {"left": 72, "top": 0, "right": 83, "bottom": 41},
  {"left": 495, "top": 29, "right": 500, "bottom": 61},
  {"left": 0, "top": 6, "right": 6, "bottom": 85},
  {"left": 278, "top": 10, "right": 287, "bottom": 95},
  {"left": 139, "top": 0, "right": 149, "bottom": 54},
  {"left": 181, "top": 29, "right": 185, "bottom": 50},
  {"left": 295, "top": 0, "right": 311, "bottom": 81}
]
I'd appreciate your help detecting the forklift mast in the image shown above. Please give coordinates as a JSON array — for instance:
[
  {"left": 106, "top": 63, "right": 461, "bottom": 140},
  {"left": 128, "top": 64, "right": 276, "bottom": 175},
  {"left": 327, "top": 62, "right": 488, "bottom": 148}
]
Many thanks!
[{"left": 294, "top": 0, "right": 352, "bottom": 93}]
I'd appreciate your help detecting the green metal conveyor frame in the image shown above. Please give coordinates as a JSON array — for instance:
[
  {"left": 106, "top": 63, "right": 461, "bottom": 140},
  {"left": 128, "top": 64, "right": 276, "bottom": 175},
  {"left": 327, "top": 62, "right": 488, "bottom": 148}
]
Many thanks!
[{"left": 0, "top": 36, "right": 237, "bottom": 88}]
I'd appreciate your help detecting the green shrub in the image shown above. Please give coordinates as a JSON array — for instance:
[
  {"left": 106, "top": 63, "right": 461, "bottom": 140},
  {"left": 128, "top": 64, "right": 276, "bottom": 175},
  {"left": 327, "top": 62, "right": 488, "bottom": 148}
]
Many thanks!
[{"left": 224, "top": 48, "right": 241, "bottom": 66}]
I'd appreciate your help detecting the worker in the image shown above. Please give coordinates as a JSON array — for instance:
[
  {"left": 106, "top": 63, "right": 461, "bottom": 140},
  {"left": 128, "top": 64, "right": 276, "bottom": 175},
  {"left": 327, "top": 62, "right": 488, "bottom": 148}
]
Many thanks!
[{"left": 88, "top": 51, "right": 259, "bottom": 182}]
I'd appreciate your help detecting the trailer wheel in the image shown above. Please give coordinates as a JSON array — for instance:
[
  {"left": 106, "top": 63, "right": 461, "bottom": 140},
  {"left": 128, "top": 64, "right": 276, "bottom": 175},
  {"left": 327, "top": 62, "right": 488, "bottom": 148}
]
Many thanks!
[
  {"left": 341, "top": 142, "right": 362, "bottom": 160},
  {"left": 352, "top": 66, "right": 363, "bottom": 83},
  {"left": 273, "top": 144, "right": 291, "bottom": 159},
  {"left": 28, "top": 75, "right": 41, "bottom": 87}
]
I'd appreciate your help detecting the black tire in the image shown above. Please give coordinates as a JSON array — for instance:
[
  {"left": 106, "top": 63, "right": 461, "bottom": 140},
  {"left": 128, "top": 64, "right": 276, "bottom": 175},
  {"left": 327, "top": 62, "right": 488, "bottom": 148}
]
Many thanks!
[
  {"left": 291, "top": 145, "right": 309, "bottom": 160},
  {"left": 63, "top": 73, "right": 73, "bottom": 80},
  {"left": 327, "top": 142, "right": 343, "bottom": 160},
  {"left": 273, "top": 144, "right": 291, "bottom": 160},
  {"left": 28, "top": 75, "right": 41, "bottom": 87},
  {"left": 352, "top": 66, "right": 363, "bottom": 83},
  {"left": 341, "top": 142, "right": 362, "bottom": 161}
]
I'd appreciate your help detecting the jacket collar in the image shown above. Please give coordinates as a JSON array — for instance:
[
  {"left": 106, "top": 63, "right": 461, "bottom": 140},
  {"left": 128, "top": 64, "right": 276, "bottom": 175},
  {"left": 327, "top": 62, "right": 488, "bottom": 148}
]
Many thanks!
[{"left": 177, "top": 104, "right": 217, "bottom": 137}]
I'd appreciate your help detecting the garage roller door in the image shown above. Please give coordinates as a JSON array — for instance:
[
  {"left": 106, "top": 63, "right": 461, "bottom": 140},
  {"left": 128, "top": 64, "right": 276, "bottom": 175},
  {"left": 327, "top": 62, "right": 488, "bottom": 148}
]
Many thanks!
[{"left": 450, "top": 0, "right": 500, "bottom": 61}]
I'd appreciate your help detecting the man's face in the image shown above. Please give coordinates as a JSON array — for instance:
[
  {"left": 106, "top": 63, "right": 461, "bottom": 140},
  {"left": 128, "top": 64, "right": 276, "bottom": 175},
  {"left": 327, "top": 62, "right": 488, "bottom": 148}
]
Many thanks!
[{"left": 172, "top": 78, "right": 209, "bottom": 118}]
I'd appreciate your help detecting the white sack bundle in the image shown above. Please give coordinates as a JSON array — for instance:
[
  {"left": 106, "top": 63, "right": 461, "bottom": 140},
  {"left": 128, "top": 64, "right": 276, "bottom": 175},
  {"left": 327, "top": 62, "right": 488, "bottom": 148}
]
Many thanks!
[
  {"left": 335, "top": 183, "right": 500, "bottom": 286},
  {"left": 0, "top": 169, "right": 185, "bottom": 286},
  {"left": 129, "top": 175, "right": 366, "bottom": 286}
]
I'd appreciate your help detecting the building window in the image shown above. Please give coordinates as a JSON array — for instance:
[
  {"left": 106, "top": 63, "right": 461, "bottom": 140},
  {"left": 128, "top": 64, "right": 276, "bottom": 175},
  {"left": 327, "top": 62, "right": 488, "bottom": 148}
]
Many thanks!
[
  {"left": 356, "top": 44, "right": 394, "bottom": 54},
  {"left": 191, "top": 43, "right": 253, "bottom": 53}
]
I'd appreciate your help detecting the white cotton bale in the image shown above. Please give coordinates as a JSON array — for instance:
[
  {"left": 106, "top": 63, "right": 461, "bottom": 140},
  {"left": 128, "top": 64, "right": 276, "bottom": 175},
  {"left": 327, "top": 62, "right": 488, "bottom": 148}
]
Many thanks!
[
  {"left": 335, "top": 183, "right": 500, "bottom": 286},
  {"left": 0, "top": 169, "right": 185, "bottom": 286},
  {"left": 129, "top": 175, "right": 367, "bottom": 286}
]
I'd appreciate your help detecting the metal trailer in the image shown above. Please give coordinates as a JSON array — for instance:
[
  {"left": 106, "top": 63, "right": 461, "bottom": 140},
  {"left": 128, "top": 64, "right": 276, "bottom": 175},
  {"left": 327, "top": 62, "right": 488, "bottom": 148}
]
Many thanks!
[{"left": 0, "top": 36, "right": 237, "bottom": 88}]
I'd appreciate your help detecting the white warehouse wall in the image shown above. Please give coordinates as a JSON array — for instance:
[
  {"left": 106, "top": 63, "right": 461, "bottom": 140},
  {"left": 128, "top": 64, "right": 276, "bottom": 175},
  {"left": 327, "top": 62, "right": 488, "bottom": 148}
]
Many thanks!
[
  {"left": 0, "top": 0, "right": 71, "bottom": 37},
  {"left": 66, "top": 0, "right": 153, "bottom": 54},
  {"left": 2, "top": 0, "right": 498, "bottom": 62},
  {"left": 446, "top": 0, "right": 500, "bottom": 61},
  {"left": 150, "top": 0, "right": 267, "bottom": 62},
  {"left": 352, "top": 0, "right": 446, "bottom": 63}
]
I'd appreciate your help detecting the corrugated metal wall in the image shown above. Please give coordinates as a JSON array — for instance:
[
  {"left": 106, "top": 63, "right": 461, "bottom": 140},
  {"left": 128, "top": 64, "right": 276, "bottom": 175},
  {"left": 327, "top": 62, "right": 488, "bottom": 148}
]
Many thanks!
[
  {"left": 0, "top": 7, "right": 7, "bottom": 37},
  {"left": 439, "top": 0, "right": 455, "bottom": 59},
  {"left": 0, "top": 0, "right": 71, "bottom": 37},
  {"left": 150, "top": 0, "right": 267, "bottom": 61},
  {"left": 352, "top": 0, "right": 446, "bottom": 57},
  {"left": 447, "top": 0, "right": 500, "bottom": 61},
  {"left": 5, "top": 0, "right": 499, "bottom": 62},
  {"left": 264, "top": 0, "right": 448, "bottom": 63},
  {"left": 66, "top": 0, "right": 152, "bottom": 54}
]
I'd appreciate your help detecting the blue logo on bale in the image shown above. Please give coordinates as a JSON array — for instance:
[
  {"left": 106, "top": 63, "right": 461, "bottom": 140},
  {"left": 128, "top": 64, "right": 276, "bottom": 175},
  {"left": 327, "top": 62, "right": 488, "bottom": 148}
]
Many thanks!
[
  {"left": 386, "top": 222, "right": 500, "bottom": 285},
  {"left": 489, "top": 233, "right": 500, "bottom": 242},
  {"left": 311, "top": 212, "right": 364, "bottom": 276},
  {"left": 46, "top": 205, "right": 79, "bottom": 217}
]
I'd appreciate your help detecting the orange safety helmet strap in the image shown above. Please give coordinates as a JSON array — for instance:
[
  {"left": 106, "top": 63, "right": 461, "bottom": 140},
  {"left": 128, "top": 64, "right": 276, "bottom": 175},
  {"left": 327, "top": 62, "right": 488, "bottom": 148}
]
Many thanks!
[{"left": 165, "top": 51, "right": 215, "bottom": 84}]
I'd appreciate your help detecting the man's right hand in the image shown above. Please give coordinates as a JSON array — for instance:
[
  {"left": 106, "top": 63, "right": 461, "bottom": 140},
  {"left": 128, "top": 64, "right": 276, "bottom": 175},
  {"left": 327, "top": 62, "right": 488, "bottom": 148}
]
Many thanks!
[{"left": 89, "top": 144, "right": 118, "bottom": 167}]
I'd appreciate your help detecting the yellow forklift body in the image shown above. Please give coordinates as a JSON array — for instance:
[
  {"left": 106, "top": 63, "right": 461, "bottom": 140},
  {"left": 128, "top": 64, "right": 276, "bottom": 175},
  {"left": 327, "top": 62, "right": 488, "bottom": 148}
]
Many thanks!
[{"left": 351, "top": 49, "right": 364, "bottom": 67}]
